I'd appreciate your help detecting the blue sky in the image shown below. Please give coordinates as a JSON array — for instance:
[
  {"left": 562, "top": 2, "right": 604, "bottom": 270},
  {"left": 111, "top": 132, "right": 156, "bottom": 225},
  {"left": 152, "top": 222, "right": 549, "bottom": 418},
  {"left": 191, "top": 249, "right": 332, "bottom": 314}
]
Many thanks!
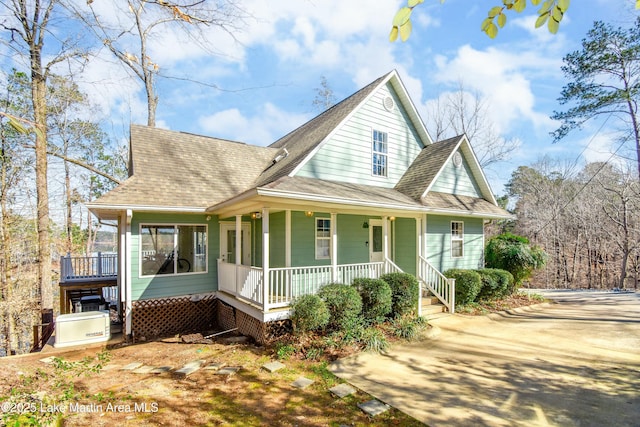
[{"left": 5, "top": 0, "right": 640, "bottom": 197}]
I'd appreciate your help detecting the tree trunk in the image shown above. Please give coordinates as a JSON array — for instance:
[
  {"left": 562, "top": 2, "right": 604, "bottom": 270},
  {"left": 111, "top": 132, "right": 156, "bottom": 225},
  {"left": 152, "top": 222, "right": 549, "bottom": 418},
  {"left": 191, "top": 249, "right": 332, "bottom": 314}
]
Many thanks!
[{"left": 31, "top": 58, "right": 53, "bottom": 318}]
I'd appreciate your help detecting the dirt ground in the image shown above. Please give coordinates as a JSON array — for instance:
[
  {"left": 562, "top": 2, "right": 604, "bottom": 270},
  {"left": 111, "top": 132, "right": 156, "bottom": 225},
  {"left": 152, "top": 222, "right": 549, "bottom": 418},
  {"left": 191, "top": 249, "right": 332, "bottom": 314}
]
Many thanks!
[{"left": 0, "top": 334, "right": 424, "bottom": 426}]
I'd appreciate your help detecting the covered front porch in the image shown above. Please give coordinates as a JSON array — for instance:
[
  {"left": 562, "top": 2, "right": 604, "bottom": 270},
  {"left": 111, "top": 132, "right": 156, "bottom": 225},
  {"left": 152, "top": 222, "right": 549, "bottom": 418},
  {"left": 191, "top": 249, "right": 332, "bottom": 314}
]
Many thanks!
[{"left": 213, "top": 208, "right": 455, "bottom": 321}]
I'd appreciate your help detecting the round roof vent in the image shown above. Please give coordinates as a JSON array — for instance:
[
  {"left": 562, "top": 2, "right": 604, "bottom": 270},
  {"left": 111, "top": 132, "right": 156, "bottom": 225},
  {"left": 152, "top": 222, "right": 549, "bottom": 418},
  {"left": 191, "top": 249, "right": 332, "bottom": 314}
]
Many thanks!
[
  {"left": 452, "top": 151, "right": 463, "bottom": 168},
  {"left": 383, "top": 96, "right": 395, "bottom": 111}
]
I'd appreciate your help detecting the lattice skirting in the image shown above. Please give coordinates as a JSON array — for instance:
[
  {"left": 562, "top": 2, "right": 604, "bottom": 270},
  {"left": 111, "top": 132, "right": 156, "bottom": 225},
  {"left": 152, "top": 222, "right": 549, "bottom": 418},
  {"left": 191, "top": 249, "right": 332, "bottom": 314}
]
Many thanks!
[
  {"left": 216, "top": 300, "right": 292, "bottom": 345},
  {"left": 132, "top": 295, "right": 217, "bottom": 340}
]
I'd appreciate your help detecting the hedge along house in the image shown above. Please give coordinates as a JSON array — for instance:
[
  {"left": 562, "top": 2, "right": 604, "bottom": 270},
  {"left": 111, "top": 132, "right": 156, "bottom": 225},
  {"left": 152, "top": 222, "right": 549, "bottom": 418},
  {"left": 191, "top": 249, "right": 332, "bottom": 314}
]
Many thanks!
[{"left": 86, "top": 70, "right": 512, "bottom": 343}]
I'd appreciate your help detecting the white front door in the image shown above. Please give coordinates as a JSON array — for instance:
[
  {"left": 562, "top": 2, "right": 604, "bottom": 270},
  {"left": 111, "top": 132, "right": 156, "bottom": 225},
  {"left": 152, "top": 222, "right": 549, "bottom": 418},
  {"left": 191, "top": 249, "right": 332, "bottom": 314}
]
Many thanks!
[
  {"left": 220, "top": 223, "right": 251, "bottom": 265},
  {"left": 369, "top": 219, "right": 384, "bottom": 262}
]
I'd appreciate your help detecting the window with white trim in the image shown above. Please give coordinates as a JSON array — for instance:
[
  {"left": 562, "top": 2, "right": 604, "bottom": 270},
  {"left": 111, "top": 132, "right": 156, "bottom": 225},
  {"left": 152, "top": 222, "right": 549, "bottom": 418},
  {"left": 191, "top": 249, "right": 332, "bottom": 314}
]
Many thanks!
[
  {"left": 372, "top": 130, "right": 388, "bottom": 177},
  {"left": 140, "top": 224, "right": 207, "bottom": 276},
  {"left": 451, "top": 221, "right": 464, "bottom": 258},
  {"left": 315, "top": 218, "right": 331, "bottom": 259}
]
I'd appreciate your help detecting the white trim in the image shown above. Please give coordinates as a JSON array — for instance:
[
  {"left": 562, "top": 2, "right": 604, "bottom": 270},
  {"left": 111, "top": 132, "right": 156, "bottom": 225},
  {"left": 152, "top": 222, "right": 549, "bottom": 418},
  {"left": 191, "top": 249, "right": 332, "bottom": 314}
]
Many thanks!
[
  {"left": 124, "top": 209, "right": 132, "bottom": 336},
  {"left": 285, "top": 210, "right": 291, "bottom": 267},
  {"left": 371, "top": 128, "right": 389, "bottom": 178},
  {"left": 138, "top": 223, "right": 209, "bottom": 278},
  {"left": 262, "top": 208, "right": 270, "bottom": 312},
  {"left": 331, "top": 213, "right": 338, "bottom": 281},
  {"left": 86, "top": 203, "right": 206, "bottom": 214},
  {"left": 451, "top": 220, "right": 464, "bottom": 259},
  {"left": 315, "top": 217, "right": 331, "bottom": 260}
]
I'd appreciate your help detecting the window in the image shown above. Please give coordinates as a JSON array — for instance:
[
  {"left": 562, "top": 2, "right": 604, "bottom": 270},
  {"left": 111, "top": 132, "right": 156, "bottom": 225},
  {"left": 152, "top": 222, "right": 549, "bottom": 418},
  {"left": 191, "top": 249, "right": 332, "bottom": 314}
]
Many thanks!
[
  {"left": 372, "top": 130, "right": 388, "bottom": 177},
  {"left": 451, "top": 221, "right": 464, "bottom": 258},
  {"left": 315, "top": 218, "right": 331, "bottom": 259},
  {"left": 140, "top": 224, "right": 207, "bottom": 276}
]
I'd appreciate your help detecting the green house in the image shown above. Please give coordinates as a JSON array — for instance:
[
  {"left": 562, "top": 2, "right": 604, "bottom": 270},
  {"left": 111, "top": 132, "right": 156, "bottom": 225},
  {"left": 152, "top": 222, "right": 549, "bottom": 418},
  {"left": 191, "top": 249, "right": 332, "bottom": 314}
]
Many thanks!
[{"left": 86, "top": 70, "right": 511, "bottom": 342}]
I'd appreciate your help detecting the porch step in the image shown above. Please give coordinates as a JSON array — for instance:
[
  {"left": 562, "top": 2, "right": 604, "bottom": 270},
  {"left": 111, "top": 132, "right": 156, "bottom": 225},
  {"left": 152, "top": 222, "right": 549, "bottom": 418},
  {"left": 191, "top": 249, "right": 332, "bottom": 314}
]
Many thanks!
[
  {"left": 421, "top": 302, "right": 446, "bottom": 316},
  {"left": 421, "top": 295, "right": 440, "bottom": 305}
]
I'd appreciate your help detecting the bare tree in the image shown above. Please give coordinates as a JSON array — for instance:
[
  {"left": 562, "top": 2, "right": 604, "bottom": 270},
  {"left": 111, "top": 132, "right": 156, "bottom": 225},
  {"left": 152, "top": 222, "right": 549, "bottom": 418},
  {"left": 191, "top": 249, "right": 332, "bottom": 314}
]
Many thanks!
[
  {"left": 427, "top": 83, "right": 520, "bottom": 168},
  {"left": 0, "top": 0, "right": 85, "bottom": 323},
  {"left": 311, "top": 75, "right": 337, "bottom": 113},
  {"left": 72, "top": 0, "right": 247, "bottom": 127}
]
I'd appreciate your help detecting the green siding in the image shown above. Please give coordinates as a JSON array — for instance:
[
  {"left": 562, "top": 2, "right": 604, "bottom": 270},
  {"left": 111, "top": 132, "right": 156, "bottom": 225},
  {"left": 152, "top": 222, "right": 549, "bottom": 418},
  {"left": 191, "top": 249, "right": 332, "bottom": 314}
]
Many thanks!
[
  {"left": 393, "top": 217, "right": 416, "bottom": 275},
  {"left": 131, "top": 212, "right": 218, "bottom": 301},
  {"left": 296, "top": 82, "right": 425, "bottom": 187},
  {"left": 337, "top": 215, "right": 369, "bottom": 264},
  {"left": 430, "top": 155, "right": 482, "bottom": 197},
  {"left": 269, "top": 211, "right": 286, "bottom": 267},
  {"left": 426, "top": 215, "right": 484, "bottom": 272},
  {"left": 291, "top": 211, "right": 330, "bottom": 266}
]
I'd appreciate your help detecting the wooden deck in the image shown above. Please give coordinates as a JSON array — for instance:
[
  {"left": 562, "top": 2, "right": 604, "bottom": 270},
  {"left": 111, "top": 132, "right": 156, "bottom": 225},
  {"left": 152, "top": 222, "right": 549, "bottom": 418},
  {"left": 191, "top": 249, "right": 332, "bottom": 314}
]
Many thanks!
[{"left": 59, "top": 254, "right": 118, "bottom": 314}]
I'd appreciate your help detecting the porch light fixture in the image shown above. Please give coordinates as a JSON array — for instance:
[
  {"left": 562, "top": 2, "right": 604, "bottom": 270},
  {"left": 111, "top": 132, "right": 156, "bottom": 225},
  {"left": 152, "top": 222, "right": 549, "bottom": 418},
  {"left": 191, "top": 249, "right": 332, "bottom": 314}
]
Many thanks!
[
  {"left": 305, "top": 211, "right": 314, "bottom": 217},
  {"left": 389, "top": 216, "right": 396, "bottom": 221},
  {"left": 362, "top": 221, "right": 369, "bottom": 229},
  {"left": 251, "top": 212, "right": 262, "bottom": 220}
]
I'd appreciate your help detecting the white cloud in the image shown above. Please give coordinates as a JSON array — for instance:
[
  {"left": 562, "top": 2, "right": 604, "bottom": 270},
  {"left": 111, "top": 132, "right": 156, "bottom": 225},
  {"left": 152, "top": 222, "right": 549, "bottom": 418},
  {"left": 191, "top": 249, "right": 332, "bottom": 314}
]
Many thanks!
[{"left": 197, "top": 103, "right": 310, "bottom": 146}]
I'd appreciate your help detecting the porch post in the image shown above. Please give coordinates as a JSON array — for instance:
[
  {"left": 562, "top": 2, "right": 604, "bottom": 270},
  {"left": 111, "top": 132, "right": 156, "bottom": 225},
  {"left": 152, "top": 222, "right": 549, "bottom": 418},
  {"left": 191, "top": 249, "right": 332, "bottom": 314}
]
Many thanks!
[
  {"left": 235, "top": 215, "right": 242, "bottom": 294},
  {"left": 262, "top": 208, "right": 270, "bottom": 311},
  {"left": 285, "top": 210, "right": 291, "bottom": 267},
  {"left": 416, "top": 216, "right": 423, "bottom": 317},
  {"left": 422, "top": 214, "right": 428, "bottom": 259},
  {"left": 331, "top": 213, "right": 338, "bottom": 282},
  {"left": 124, "top": 209, "right": 133, "bottom": 337},
  {"left": 382, "top": 215, "right": 389, "bottom": 265}
]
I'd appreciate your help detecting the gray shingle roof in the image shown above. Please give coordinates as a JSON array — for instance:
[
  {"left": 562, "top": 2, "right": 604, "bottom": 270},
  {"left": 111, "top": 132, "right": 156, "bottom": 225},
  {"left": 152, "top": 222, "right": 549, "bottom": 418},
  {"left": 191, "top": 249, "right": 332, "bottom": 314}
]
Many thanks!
[
  {"left": 395, "top": 135, "right": 462, "bottom": 200},
  {"left": 422, "top": 192, "right": 511, "bottom": 217},
  {"left": 91, "top": 125, "right": 278, "bottom": 209}
]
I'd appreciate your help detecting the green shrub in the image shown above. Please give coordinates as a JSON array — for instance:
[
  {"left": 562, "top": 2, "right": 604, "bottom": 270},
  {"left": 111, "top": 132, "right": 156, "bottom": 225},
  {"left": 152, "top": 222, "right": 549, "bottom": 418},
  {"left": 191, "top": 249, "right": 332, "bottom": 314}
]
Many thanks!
[
  {"left": 485, "top": 232, "right": 546, "bottom": 287},
  {"left": 290, "top": 294, "right": 330, "bottom": 334},
  {"left": 380, "top": 272, "right": 420, "bottom": 318},
  {"left": 393, "top": 315, "right": 428, "bottom": 340},
  {"left": 444, "top": 269, "right": 482, "bottom": 305},
  {"left": 360, "top": 327, "right": 389, "bottom": 353},
  {"left": 476, "top": 268, "right": 514, "bottom": 300},
  {"left": 353, "top": 278, "right": 392, "bottom": 324},
  {"left": 317, "top": 283, "right": 363, "bottom": 331}
]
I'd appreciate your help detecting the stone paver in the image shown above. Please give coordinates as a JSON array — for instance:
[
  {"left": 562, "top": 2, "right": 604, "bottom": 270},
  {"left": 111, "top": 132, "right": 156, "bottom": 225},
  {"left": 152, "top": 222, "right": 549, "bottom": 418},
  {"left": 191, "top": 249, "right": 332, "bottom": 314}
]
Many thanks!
[
  {"left": 39, "top": 356, "right": 56, "bottom": 364},
  {"left": 121, "top": 362, "right": 143, "bottom": 371},
  {"left": 291, "top": 377, "right": 314, "bottom": 389},
  {"left": 262, "top": 361, "right": 286, "bottom": 373},
  {"left": 330, "top": 290, "right": 640, "bottom": 426},
  {"left": 215, "top": 366, "right": 240, "bottom": 376},
  {"left": 329, "top": 383, "right": 356, "bottom": 398},
  {"left": 174, "top": 359, "right": 205, "bottom": 377},
  {"left": 132, "top": 365, "right": 156, "bottom": 374},
  {"left": 150, "top": 366, "right": 172, "bottom": 374},
  {"left": 357, "top": 399, "right": 390, "bottom": 417},
  {"left": 204, "top": 363, "right": 225, "bottom": 371}
]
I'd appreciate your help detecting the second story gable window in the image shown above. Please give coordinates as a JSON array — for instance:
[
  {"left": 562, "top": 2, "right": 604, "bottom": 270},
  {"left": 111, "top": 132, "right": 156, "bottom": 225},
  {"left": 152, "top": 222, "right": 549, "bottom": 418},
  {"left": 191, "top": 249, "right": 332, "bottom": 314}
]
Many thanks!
[{"left": 372, "top": 130, "right": 388, "bottom": 177}]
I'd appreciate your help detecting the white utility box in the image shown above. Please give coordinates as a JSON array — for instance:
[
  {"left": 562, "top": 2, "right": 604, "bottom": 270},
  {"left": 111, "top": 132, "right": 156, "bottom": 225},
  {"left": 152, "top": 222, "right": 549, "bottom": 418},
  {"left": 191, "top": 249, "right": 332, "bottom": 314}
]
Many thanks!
[{"left": 54, "top": 311, "right": 111, "bottom": 348}]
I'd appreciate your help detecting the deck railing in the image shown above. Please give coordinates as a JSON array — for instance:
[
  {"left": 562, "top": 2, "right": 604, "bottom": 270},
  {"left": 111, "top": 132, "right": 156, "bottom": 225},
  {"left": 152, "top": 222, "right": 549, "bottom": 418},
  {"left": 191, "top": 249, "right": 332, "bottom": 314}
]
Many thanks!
[
  {"left": 418, "top": 256, "right": 455, "bottom": 313},
  {"left": 60, "top": 253, "right": 118, "bottom": 283},
  {"left": 218, "top": 259, "right": 405, "bottom": 310}
]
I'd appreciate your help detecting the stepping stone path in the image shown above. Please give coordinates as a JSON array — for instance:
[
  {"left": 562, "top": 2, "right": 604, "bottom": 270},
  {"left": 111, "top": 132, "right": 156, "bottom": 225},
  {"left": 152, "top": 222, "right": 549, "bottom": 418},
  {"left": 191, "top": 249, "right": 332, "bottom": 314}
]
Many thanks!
[
  {"left": 262, "top": 361, "right": 286, "bottom": 373},
  {"left": 291, "top": 377, "right": 314, "bottom": 389},
  {"left": 329, "top": 383, "right": 356, "bottom": 398},
  {"left": 121, "top": 362, "right": 143, "bottom": 371},
  {"left": 132, "top": 365, "right": 156, "bottom": 374},
  {"left": 39, "top": 356, "right": 56, "bottom": 364},
  {"left": 175, "top": 360, "right": 205, "bottom": 377},
  {"left": 150, "top": 366, "right": 172, "bottom": 374},
  {"left": 204, "top": 363, "right": 225, "bottom": 371},
  {"left": 215, "top": 366, "right": 241, "bottom": 376},
  {"left": 357, "top": 399, "right": 390, "bottom": 417}
]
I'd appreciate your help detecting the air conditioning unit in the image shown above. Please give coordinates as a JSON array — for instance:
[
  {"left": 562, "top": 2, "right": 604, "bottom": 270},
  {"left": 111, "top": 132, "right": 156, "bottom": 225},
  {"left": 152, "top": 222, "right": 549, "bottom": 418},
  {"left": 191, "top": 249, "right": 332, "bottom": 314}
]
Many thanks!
[{"left": 54, "top": 311, "right": 111, "bottom": 348}]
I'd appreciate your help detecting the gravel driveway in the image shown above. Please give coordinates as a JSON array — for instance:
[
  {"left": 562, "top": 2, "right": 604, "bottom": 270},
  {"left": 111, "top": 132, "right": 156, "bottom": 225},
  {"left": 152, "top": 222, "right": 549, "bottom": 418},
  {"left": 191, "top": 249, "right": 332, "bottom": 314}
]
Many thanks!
[{"left": 330, "top": 290, "right": 640, "bottom": 426}]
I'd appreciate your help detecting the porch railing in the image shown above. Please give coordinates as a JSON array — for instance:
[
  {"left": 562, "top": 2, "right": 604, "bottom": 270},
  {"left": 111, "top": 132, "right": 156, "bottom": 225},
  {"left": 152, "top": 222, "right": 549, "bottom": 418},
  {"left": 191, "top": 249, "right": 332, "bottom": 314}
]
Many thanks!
[
  {"left": 60, "top": 253, "right": 118, "bottom": 283},
  {"left": 418, "top": 256, "right": 455, "bottom": 313},
  {"left": 218, "top": 259, "right": 405, "bottom": 310}
]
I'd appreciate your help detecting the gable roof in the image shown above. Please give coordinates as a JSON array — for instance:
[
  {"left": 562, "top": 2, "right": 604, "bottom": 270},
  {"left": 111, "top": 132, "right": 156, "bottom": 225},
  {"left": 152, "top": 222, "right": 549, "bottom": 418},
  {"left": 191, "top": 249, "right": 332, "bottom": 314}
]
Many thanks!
[
  {"left": 255, "top": 70, "right": 432, "bottom": 186},
  {"left": 87, "top": 125, "right": 277, "bottom": 217},
  {"left": 395, "top": 135, "right": 460, "bottom": 200}
]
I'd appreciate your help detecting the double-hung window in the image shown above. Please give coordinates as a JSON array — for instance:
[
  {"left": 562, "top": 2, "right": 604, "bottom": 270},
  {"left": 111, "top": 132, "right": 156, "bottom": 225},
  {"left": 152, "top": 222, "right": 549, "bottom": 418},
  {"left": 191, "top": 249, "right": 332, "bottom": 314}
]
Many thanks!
[
  {"left": 140, "top": 224, "right": 207, "bottom": 276},
  {"left": 315, "top": 218, "right": 331, "bottom": 259},
  {"left": 451, "top": 221, "right": 464, "bottom": 258},
  {"left": 372, "top": 130, "right": 388, "bottom": 177}
]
